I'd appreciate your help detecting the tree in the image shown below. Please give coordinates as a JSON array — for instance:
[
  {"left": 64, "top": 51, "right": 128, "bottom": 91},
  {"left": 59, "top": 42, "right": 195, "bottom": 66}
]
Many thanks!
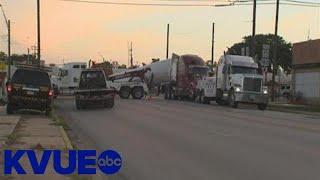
[
  {"left": 227, "top": 34, "right": 292, "bottom": 72},
  {"left": 118, "top": 64, "right": 127, "bottom": 69}
]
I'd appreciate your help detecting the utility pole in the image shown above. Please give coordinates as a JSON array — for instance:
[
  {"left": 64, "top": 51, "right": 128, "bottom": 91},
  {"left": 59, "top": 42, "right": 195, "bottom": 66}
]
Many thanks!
[
  {"left": 251, "top": 0, "right": 257, "bottom": 58},
  {"left": 271, "top": 0, "right": 280, "bottom": 102},
  {"left": 166, "top": 24, "right": 170, "bottom": 59},
  {"left": 27, "top": 48, "right": 30, "bottom": 64},
  {"left": 211, "top": 22, "right": 215, "bottom": 67},
  {"left": 7, "top": 20, "right": 11, "bottom": 80},
  {"left": 37, "top": 0, "right": 41, "bottom": 66},
  {"left": 129, "top": 42, "right": 133, "bottom": 68}
]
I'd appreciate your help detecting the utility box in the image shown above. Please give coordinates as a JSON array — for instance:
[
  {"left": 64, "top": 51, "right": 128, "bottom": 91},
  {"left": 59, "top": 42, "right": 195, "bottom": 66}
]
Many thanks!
[{"left": 292, "top": 39, "right": 320, "bottom": 105}]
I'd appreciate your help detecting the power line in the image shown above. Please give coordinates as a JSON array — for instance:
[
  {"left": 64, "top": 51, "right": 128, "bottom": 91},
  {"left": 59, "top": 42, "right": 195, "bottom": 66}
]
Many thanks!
[
  {"left": 61, "top": 0, "right": 216, "bottom": 6},
  {"left": 61, "top": 0, "right": 320, "bottom": 7}
]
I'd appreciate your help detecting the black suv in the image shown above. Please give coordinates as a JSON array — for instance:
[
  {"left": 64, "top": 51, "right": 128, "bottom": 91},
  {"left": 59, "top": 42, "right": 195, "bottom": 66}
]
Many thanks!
[{"left": 6, "top": 67, "right": 53, "bottom": 115}]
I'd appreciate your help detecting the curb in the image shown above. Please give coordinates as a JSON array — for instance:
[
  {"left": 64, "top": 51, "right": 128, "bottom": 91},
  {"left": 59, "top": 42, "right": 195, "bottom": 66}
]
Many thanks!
[
  {"left": 52, "top": 111, "right": 74, "bottom": 150},
  {"left": 59, "top": 126, "right": 73, "bottom": 150}
]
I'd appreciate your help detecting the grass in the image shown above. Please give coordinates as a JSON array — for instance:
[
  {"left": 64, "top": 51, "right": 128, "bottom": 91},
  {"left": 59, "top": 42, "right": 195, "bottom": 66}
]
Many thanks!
[
  {"left": 50, "top": 109, "right": 71, "bottom": 130},
  {"left": 269, "top": 103, "right": 320, "bottom": 114}
]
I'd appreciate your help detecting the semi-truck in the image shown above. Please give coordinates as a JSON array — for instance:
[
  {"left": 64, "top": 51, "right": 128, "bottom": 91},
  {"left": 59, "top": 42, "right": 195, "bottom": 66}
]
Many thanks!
[
  {"left": 51, "top": 62, "right": 87, "bottom": 94},
  {"left": 144, "top": 53, "right": 209, "bottom": 100},
  {"left": 196, "top": 54, "right": 269, "bottom": 110}
]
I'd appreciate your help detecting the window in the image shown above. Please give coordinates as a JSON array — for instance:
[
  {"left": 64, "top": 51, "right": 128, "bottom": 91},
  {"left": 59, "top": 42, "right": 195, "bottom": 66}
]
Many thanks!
[
  {"left": 81, "top": 65, "right": 86, "bottom": 69},
  {"left": 59, "top": 69, "right": 68, "bottom": 77},
  {"left": 73, "top": 65, "right": 80, "bottom": 69},
  {"left": 231, "top": 66, "right": 257, "bottom": 74},
  {"left": 12, "top": 69, "right": 50, "bottom": 86}
]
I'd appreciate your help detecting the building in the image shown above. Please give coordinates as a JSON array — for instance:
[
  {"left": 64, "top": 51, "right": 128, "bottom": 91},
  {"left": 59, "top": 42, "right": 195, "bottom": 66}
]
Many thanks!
[{"left": 292, "top": 39, "right": 320, "bottom": 104}]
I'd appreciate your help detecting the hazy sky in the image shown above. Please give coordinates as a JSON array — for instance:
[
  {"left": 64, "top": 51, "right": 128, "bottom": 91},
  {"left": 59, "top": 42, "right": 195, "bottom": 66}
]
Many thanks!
[{"left": 0, "top": 0, "right": 319, "bottom": 65}]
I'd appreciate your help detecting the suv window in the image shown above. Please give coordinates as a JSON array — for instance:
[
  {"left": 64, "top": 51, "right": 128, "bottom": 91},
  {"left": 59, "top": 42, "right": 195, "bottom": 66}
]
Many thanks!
[{"left": 11, "top": 69, "right": 51, "bottom": 86}]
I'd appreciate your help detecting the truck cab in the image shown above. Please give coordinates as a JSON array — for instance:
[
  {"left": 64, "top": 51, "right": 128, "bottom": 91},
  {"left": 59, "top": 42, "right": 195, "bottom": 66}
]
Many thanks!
[{"left": 216, "top": 55, "right": 268, "bottom": 110}]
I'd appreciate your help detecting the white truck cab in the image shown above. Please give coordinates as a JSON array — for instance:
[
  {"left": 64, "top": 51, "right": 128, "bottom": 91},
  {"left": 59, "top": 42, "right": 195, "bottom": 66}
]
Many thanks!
[
  {"left": 196, "top": 55, "right": 268, "bottom": 110},
  {"left": 216, "top": 55, "right": 268, "bottom": 110}
]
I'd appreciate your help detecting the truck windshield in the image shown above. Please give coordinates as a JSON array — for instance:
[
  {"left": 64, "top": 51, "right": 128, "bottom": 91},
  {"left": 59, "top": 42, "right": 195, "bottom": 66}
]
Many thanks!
[
  {"left": 232, "top": 66, "right": 257, "bottom": 74},
  {"left": 190, "top": 67, "right": 209, "bottom": 78}
]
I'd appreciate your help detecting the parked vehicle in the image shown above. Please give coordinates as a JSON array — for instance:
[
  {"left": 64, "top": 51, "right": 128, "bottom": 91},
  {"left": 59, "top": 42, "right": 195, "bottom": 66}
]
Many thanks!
[
  {"left": 108, "top": 68, "right": 150, "bottom": 99},
  {"left": 51, "top": 62, "right": 87, "bottom": 94},
  {"left": 5, "top": 66, "right": 54, "bottom": 115},
  {"left": 196, "top": 55, "right": 268, "bottom": 110},
  {"left": 75, "top": 69, "right": 116, "bottom": 109},
  {"left": 145, "top": 53, "right": 209, "bottom": 100}
]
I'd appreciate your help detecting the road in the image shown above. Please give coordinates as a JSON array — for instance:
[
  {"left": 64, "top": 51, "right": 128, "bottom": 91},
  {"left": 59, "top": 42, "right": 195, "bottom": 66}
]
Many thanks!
[{"left": 56, "top": 97, "right": 320, "bottom": 180}]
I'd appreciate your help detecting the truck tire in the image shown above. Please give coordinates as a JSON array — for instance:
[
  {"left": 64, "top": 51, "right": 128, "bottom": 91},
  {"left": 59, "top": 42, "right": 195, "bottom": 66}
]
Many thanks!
[
  {"left": 228, "top": 90, "right": 238, "bottom": 108},
  {"left": 203, "top": 97, "right": 211, "bottom": 104},
  {"left": 216, "top": 89, "right": 226, "bottom": 106},
  {"left": 120, "top": 86, "right": 131, "bottom": 99},
  {"left": 76, "top": 99, "right": 83, "bottom": 110},
  {"left": 258, "top": 103, "right": 267, "bottom": 111},
  {"left": 132, "top": 87, "right": 144, "bottom": 99},
  {"left": 105, "top": 97, "right": 115, "bottom": 108},
  {"left": 6, "top": 103, "right": 14, "bottom": 114}
]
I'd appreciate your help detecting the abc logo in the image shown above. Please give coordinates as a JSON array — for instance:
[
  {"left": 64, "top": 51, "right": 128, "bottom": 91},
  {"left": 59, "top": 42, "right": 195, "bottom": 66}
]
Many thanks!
[{"left": 97, "top": 150, "right": 122, "bottom": 175}]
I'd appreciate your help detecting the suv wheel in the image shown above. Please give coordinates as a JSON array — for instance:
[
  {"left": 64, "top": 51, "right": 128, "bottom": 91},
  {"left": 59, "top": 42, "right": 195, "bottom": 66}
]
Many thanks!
[
  {"left": 6, "top": 104, "right": 14, "bottom": 114},
  {"left": 45, "top": 108, "right": 52, "bottom": 116}
]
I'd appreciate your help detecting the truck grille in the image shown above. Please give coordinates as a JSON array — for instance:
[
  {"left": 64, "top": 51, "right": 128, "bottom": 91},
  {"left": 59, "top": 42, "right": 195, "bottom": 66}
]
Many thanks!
[{"left": 243, "top": 78, "right": 262, "bottom": 92}]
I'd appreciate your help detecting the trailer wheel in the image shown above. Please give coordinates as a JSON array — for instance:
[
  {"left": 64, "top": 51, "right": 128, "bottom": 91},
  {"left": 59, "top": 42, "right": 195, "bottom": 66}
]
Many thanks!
[
  {"left": 258, "top": 103, "right": 267, "bottom": 111},
  {"left": 228, "top": 90, "right": 238, "bottom": 108},
  {"left": 132, "top": 87, "right": 144, "bottom": 99},
  {"left": 120, "top": 86, "right": 131, "bottom": 99}
]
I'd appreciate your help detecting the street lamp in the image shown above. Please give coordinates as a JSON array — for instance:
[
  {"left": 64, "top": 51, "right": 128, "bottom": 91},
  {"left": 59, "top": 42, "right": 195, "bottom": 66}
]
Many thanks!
[{"left": 0, "top": 4, "right": 11, "bottom": 80}]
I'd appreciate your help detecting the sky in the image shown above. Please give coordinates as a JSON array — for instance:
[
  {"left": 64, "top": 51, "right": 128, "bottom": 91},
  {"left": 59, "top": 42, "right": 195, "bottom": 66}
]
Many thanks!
[{"left": 0, "top": 0, "right": 319, "bottom": 66}]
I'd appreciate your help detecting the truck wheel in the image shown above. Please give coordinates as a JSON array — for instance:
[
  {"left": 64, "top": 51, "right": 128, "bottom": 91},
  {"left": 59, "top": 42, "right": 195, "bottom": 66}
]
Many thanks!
[
  {"left": 76, "top": 99, "right": 82, "bottom": 110},
  {"left": 132, "top": 87, "right": 144, "bottom": 99},
  {"left": 105, "top": 97, "right": 115, "bottom": 108},
  {"left": 228, "top": 90, "right": 238, "bottom": 108},
  {"left": 203, "top": 97, "right": 210, "bottom": 104},
  {"left": 120, "top": 86, "right": 131, "bottom": 99},
  {"left": 6, "top": 103, "right": 14, "bottom": 114},
  {"left": 258, "top": 103, "right": 267, "bottom": 111}
]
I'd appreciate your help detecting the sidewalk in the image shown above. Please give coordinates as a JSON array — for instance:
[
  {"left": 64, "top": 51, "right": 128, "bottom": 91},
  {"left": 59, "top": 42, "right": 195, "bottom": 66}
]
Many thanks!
[
  {"left": 0, "top": 106, "right": 20, "bottom": 148},
  {"left": 0, "top": 107, "right": 76, "bottom": 179}
]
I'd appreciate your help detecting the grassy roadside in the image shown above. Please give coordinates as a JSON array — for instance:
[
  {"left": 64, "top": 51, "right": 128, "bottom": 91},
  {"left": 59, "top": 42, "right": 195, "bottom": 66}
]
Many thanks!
[{"left": 268, "top": 103, "right": 320, "bottom": 115}]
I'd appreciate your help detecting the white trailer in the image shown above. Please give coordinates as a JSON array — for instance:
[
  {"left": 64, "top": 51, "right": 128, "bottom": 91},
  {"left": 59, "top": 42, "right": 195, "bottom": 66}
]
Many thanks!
[
  {"left": 196, "top": 55, "right": 269, "bottom": 110},
  {"left": 51, "top": 62, "right": 87, "bottom": 93}
]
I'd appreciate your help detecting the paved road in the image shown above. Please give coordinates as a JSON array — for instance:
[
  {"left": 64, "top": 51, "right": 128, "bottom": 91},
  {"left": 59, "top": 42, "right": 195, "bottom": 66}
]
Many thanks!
[{"left": 56, "top": 97, "right": 320, "bottom": 180}]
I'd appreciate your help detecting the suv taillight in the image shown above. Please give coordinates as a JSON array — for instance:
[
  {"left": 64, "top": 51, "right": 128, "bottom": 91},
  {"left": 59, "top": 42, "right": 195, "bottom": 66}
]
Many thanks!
[
  {"left": 6, "top": 84, "right": 12, "bottom": 93},
  {"left": 48, "top": 89, "right": 54, "bottom": 97}
]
